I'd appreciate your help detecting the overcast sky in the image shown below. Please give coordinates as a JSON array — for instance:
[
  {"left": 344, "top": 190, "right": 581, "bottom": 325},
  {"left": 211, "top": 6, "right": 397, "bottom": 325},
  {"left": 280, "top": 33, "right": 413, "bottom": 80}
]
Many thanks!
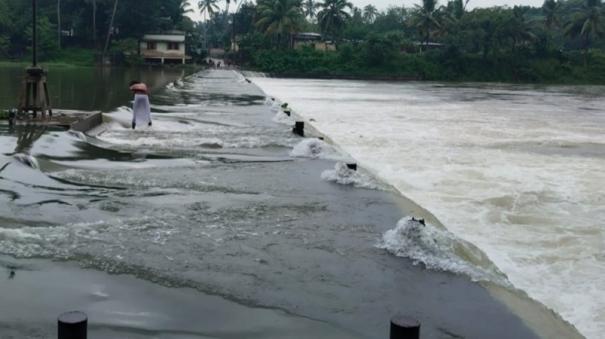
[{"left": 186, "top": 0, "right": 545, "bottom": 22}]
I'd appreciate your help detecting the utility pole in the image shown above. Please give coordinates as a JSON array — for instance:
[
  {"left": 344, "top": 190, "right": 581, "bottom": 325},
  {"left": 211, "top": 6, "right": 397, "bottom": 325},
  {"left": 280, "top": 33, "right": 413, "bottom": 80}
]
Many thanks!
[
  {"left": 57, "top": 0, "right": 61, "bottom": 49},
  {"left": 32, "top": 0, "right": 37, "bottom": 66},
  {"left": 103, "top": 0, "right": 119, "bottom": 62},
  {"left": 92, "top": 0, "right": 97, "bottom": 46}
]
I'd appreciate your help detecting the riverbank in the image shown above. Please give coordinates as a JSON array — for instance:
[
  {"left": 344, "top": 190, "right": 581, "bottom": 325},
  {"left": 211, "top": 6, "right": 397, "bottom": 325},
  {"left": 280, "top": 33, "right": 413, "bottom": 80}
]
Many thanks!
[
  {"left": 0, "top": 69, "right": 583, "bottom": 338},
  {"left": 241, "top": 48, "right": 605, "bottom": 84}
]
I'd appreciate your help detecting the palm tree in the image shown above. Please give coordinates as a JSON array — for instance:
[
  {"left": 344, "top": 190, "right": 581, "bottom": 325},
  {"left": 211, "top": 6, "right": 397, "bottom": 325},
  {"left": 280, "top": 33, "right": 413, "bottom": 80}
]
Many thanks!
[
  {"left": 316, "top": 0, "right": 352, "bottom": 41},
  {"left": 199, "top": 0, "right": 219, "bottom": 49},
  {"left": 565, "top": 0, "right": 604, "bottom": 51},
  {"left": 542, "top": 0, "right": 561, "bottom": 29},
  {"left": 362, "top": 4, "right": 378, "bottom": 24},
  {"left": 303, "top": 0, "right": 316, "bottom": 19},
  {"left": 179, "top": 0, "right": 194, "bottom": 16},
  {"left": 446, "top": 0, "right": 467, "bottom": 20},
  {"left": 199, "top": 0, "right": 220, "bottom": 21},
  {"left": 413, "top": 0, "right": 441, "bottom": 48},
  {"left": 256, "top": 0, "right": 303, "bottom": 47},
  {"left": 508, "top": 6, "right": 536, "bottom": 53}
]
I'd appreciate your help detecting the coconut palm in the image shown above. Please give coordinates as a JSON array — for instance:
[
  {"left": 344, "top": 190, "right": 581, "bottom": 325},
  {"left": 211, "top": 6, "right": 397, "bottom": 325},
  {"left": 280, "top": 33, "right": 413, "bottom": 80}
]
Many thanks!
[
  {"left": 542, "top": 0, "right": 561, "bottom": 29},
  {"left": 256, "top": 0, "right": 303, "bottom": 47},
  {"left": 413, "top": 0, "right": 441, "bottom": 48},
  {"left": 199, "top": 0, "right": 220, "bottom": 21},
  {"left": 199, "top": 0, "right": 219, "bottom": 49},
  {"left": 508, "top": 6, "right": 536, "bottom": 52},
  {"left": 565, "top": 0, "right": 604, "bottom": 51},
  {"left": 179, "top": 0, "right": 194, "bottom": 15},
  {"left": 362, "top": 4, "right": 378, "bottom": 24},
  {"left": 303, "top": 0, "right": 316, "bottom": 19},
  {"left": 446, "top": 0, "right": 467, "bottom": 20},
  {"left": 316, "top": 0, "right": 352, "bottom": 41}
]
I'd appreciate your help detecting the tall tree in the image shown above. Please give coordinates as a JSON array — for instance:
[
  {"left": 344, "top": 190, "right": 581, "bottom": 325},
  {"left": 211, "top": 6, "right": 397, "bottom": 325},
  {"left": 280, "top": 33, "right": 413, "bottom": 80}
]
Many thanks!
[
  {"left": 565, "top": 0, "right": 604, "bottom": 50},
  {"left": 317, "top": 0, "right": 352, "bottom": 41},
  {"left": 413, "top": 0, "right": 441, "bottom": 47},
  {"left": 507, "top": 6, "right": 536, "bottom": 53},
  {"left": 543, "top": 0, "right": 561, "bottom": 29},
  {"left": 303, "top": 0, "right": 316, "bottom": 19},
  {"left": 199, "top": 0, "right": 220, "bottom": 19},
  {"left": 362, "top": 4, "right": 378, "bottom": 24},
  {"left": 199, "top": 0, "right": 219, "bottom": 48},
  {"left": 256, "top": 0, "right": 303, "bottom": 47}
]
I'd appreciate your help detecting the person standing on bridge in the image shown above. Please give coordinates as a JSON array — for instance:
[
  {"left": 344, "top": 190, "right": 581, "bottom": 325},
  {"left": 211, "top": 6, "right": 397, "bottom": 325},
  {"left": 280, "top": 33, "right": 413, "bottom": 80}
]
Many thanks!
[{"left": 129, "top": 81, "right": 152, "bottom": 130}]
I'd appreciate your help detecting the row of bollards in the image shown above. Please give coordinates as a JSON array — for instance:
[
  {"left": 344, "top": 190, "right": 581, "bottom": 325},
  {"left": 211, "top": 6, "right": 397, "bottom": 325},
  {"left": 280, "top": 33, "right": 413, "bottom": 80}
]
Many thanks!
[{"left": 56, "top": 311, "right": 419, "bottom": 339}]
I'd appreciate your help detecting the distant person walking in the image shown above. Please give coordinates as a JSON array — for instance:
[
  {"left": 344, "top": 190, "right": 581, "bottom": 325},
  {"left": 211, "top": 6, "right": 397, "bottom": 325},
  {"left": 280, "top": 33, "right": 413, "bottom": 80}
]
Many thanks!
[{"left": 129, "top": 81, "right": 152, "bottom": 129}]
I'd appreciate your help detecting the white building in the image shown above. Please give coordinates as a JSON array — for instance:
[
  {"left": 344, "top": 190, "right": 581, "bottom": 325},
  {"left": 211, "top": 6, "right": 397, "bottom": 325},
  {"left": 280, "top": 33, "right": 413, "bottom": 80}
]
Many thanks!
[{"left": 140, "top": 31, "right": 190, "bottom": 65}]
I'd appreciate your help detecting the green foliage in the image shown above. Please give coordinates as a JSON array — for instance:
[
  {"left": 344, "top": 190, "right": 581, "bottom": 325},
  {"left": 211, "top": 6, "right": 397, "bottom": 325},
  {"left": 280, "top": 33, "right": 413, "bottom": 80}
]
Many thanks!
[
  {"left": 256, "top": 0, "right": 304, "bottom": 46},
  {"left": 1, "top": 0, "right": 195, "bottom": 64},
  {"left": 25, "top": 16, "right": 59, "bottom": 60},
  {"left": 317, "top": 0, "right": 352, "bottom": 40},
  {"left": 52, "top": 47, "right": 96, "bottom": 66},
  {"left": 110, "top": 38, "right": 142, "bottom": 65}
]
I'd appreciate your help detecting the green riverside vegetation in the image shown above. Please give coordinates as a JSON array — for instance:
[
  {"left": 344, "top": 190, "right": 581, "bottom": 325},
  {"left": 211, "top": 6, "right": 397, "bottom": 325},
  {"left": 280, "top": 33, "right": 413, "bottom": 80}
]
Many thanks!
[
  {"left": 234, "top": 0, "right": 605, "bottom": 83},
  {"left": 1, "top": 0, "right": 604, "bottom": 83}
]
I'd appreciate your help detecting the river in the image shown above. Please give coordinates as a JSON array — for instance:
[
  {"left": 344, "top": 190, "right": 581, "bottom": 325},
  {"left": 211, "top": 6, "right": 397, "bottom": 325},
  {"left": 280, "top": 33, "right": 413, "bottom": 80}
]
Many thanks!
[{"left": 252, "top": 77, "right": 605, "bottom": 339}]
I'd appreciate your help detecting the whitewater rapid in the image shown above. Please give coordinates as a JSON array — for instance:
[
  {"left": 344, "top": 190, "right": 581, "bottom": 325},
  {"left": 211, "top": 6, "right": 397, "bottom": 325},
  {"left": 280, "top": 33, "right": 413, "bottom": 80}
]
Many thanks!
[{"left": 253, "top": 78, "right": 605, "bottom": 339}]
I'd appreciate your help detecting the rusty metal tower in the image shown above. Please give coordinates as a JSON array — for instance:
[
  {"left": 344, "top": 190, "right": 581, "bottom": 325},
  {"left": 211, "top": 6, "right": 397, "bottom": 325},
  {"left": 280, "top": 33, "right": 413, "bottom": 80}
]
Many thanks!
[{"left": 18, "top": 0, "right": 52, "bottom": 119}]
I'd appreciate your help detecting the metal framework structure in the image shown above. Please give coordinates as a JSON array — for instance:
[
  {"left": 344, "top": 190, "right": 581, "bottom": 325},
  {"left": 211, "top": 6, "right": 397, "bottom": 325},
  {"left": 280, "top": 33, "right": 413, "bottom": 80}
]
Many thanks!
[{"left": 17, "top": 0, "right": 52, "bottom": 119}]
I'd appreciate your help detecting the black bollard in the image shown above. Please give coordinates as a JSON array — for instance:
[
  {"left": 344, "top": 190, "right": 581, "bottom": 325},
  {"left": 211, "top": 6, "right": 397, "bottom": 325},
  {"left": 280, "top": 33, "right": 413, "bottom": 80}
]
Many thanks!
[
  {"left": 283, "top": 108, "right": 292, "bottom": 116},
  {"left": 346, "top": 163, "right": 357, "bottom": 171},
  {"left": 58, "top": 311, "right": 87, "bottom": 339},
  {"left": 390, "top": 315, "right": 420, "bottom": 339},
  {"left": 292, "top": 121, "right": 304, "bottom": 137}
]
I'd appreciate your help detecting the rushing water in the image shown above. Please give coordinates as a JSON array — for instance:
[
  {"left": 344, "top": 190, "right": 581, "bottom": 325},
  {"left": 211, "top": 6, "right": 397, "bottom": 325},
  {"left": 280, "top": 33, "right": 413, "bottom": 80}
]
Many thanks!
[{"left": 252, "top": 77, "right": 605, "bottom": 339}]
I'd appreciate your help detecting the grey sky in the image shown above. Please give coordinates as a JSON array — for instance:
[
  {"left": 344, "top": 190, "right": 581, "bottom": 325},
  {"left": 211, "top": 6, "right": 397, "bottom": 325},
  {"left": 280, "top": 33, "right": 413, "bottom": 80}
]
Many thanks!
[{"left": 186, "top": 0, "right": 544, "bottom": 22}]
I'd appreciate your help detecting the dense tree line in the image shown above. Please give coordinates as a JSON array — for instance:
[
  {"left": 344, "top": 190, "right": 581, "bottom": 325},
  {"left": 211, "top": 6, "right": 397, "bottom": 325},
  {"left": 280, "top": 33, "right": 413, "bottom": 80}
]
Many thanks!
[
  {"left": 215, "top": 0, "right": 605, "bottom": 82},
  {"left": 1, "top": 0, "right": 604, "bottom": 82},
  {"left": 0, "top": 0, "right": 196, "bottom": 62}
]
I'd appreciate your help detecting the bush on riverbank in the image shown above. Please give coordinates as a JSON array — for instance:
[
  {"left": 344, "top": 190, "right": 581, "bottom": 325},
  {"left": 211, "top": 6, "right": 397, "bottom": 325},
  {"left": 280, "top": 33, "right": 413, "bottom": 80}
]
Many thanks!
[{"left": 242, "top": 44, "right": 605, "bottom": 84}]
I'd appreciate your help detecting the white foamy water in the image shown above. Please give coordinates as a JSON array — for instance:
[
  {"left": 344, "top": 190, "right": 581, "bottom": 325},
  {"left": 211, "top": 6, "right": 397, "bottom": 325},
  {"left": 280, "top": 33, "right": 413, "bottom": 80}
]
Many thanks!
[{"left": 253, "top": 78, "right": 605, "bottom": 339}]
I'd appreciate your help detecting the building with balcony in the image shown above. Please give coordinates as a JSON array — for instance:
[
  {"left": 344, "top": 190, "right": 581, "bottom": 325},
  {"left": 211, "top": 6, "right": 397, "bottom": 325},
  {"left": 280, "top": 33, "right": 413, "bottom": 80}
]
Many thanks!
[{"left": 140, "top": 31, "right": 191, "bottom": 65}]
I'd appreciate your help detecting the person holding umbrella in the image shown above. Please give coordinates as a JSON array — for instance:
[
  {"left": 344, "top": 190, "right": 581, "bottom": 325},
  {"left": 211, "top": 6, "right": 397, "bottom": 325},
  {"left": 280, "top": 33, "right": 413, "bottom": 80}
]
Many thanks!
[{"left": 129, "top": 81, "right": 152, "bottom": 129}]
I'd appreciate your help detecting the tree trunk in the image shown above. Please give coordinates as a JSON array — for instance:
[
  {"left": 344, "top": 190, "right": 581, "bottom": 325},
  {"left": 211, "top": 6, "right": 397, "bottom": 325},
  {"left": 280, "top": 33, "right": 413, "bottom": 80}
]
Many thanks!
[
  {"left": 203, "top": 13, "right": 208, "bottom": 50},
  {"left": 57, "top": 0, "right": 61, "bottom": 49},
  {"left": 103, "top": 0, "right": 119, "bottom": 61}
]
